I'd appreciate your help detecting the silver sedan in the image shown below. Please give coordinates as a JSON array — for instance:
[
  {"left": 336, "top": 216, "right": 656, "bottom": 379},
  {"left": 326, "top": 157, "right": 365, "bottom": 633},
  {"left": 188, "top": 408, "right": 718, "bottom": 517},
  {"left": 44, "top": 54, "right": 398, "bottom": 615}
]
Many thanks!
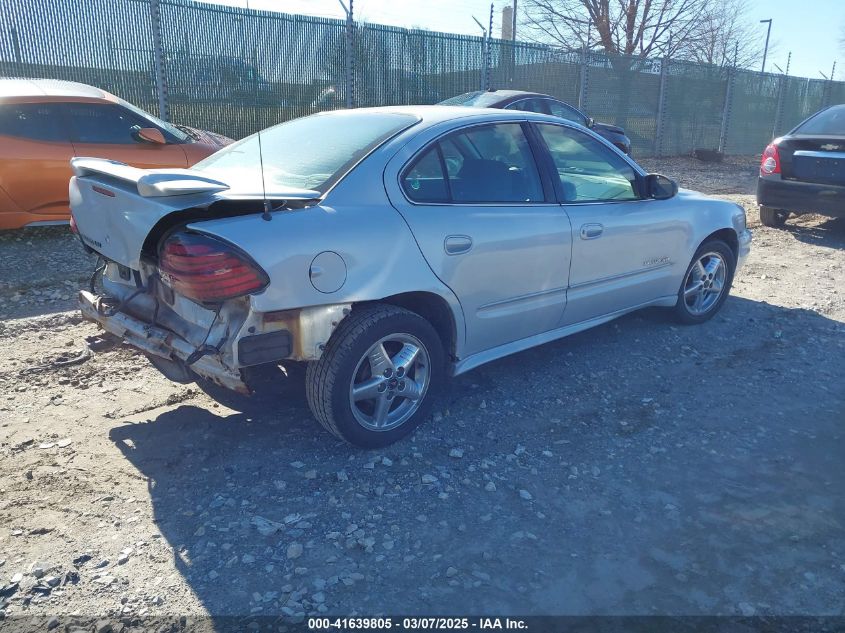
[{"left": 70, "top": 106, "right": 752, "bottom": 447}]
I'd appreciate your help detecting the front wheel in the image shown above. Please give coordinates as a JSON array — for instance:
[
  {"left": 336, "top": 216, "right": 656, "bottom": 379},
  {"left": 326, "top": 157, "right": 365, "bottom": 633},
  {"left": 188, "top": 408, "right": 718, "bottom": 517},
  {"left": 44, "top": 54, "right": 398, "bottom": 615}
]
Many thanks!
[
  {"left": 306, "top": 304, "right": 444, "bottom": 448},
  {"left": 673, "top": 240, "right": 736, "bottom": 325}
]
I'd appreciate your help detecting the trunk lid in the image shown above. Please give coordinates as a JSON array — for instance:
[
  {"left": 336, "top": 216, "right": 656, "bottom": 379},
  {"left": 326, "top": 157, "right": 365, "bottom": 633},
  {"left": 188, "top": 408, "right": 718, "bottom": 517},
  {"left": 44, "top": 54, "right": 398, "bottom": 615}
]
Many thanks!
[
  {"left": 776, "top": 135, "right": 845, "bottom": 185},
  {"left": 69, "top": 157, "right": 319, "bottom": 270},
  {"left": 70, "top": 158, "right": 230, "bottom": 269}
]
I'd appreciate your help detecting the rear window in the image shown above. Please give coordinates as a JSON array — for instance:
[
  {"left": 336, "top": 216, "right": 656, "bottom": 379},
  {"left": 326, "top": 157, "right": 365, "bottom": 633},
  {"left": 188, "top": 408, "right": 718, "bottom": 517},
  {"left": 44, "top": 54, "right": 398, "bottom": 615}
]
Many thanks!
[
  {"left": 795, "top": 105, "right": 845, "bottom": 135},
  {"left": 194, "top": 111, "right": 418, "bottom": 194},
  {"left": 0, "top": 103, "right": 68, "bottom": 142}
]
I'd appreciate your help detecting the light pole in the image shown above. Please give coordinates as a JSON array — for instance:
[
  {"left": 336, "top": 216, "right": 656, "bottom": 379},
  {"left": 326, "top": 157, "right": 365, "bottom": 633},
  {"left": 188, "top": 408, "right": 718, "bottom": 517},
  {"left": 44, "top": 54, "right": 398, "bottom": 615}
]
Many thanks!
[{"left": 760, "top": 19, "right": 772, "bottom": 73}]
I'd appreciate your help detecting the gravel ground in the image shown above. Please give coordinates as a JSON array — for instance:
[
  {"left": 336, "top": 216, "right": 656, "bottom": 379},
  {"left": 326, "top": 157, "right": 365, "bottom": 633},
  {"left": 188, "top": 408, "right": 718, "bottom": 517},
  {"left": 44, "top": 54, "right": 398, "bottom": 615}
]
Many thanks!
[{"left": 0, "top": 155, "right": 843, "bottom": 626}]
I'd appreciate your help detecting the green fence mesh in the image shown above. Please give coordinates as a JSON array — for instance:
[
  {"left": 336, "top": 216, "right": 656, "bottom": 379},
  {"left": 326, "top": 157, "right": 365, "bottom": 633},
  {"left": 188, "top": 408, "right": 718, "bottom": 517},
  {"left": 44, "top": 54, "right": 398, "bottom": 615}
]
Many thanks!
[
  {"left": 2, "top": 0, "right": 844, "bottom": 154},
  {"left": 660, "top": 60, "right": 728, "bottom": 156}
]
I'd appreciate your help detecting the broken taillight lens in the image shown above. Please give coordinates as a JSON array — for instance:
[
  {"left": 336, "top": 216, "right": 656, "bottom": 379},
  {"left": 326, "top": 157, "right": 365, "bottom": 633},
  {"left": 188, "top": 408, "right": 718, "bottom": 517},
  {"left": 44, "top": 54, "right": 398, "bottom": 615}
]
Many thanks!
[{"left": 158, "top": 231, "right": 269, "bottom": 303}]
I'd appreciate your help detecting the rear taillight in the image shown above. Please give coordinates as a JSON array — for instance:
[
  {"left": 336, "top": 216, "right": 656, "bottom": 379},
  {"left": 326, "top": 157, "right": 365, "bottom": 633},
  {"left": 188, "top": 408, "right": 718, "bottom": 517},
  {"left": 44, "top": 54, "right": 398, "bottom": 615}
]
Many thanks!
[
  {"left": 760, "top": 143, "right": 781, "bottom": 176},
  {"left": 69, "top": 212, "right": 78, "bottom": 235},
  {"left": 158, "top": 232, "right": 269, "bottom": 303}
]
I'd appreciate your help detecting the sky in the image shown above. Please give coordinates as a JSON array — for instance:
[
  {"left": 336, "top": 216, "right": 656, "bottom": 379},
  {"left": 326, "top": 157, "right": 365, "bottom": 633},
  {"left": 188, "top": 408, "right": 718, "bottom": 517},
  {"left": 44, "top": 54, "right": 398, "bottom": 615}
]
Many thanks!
[{"left": 201, "top": 0, "right": 844, "bottom": 80}]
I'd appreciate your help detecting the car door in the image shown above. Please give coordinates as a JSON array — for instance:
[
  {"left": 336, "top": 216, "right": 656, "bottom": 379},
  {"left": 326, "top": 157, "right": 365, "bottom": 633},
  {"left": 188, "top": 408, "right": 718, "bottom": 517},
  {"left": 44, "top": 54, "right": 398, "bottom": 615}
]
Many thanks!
[
  {"left": 63, "top": 102, "right": 188, "bottom": 169},
  {"left": 0, "top": 101, "right": 75, "bottom": 216},
  {"left": 388, "top": 121, "right": 572, "bottom": 356},
  {"left": 532, "top": 122, "right": 689, "bottom": 326}
]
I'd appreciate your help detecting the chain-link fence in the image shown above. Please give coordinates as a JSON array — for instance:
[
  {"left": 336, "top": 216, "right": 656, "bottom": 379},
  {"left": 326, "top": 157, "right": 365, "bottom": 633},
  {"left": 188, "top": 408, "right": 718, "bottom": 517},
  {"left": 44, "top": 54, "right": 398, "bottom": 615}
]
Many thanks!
[{"left": 2, "top": 0, "right": 843, "bottom": 155}]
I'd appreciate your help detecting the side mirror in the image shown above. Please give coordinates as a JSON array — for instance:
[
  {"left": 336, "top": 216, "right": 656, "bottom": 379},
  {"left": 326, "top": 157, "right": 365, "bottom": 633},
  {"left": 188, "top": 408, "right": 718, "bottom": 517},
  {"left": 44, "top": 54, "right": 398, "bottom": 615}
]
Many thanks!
[
  {"left": 135, "top": 127, "right": 167, "bottom": 145},
  {"left": 587, "top": 117, "right": 595, "bottom": 128},
  {"left": 645, "top": 173, "right": 678, "bottom": 200}
]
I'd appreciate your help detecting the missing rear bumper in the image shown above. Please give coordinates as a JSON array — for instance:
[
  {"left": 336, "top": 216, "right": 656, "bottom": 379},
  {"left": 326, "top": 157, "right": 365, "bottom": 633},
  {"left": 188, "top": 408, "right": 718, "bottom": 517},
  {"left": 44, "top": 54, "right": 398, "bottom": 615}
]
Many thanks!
[{"left": 78, "top": 289, "right": 250, "bottom": 394}]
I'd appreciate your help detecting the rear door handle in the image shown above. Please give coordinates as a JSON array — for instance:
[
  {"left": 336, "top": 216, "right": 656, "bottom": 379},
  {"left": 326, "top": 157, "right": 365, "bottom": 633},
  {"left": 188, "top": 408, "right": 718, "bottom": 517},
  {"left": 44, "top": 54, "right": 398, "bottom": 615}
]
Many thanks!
[
  {"left": 580, "top": 223, "right": 604, "bottom": 240},
  {"left": 444, "top": 235, "right": 473, "bottom": 255}
]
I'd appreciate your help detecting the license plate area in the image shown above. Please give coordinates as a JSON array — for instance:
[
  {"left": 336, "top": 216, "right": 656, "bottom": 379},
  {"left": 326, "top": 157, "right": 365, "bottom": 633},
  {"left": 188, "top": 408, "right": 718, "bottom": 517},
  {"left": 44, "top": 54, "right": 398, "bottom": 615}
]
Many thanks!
[{"left": 793, "top": 151, "right": 845, "bottom": 185}]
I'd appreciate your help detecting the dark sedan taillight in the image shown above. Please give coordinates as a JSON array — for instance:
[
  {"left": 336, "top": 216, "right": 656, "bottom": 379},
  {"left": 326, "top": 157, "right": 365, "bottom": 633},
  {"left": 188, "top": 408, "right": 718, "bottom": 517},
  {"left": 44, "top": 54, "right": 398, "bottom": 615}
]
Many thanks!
[
  {"left": 760, "top": 143, "right": 781, "bottom": 176},
  {"left": 158, "top": 232, "right": 269, "bottom": 303}
]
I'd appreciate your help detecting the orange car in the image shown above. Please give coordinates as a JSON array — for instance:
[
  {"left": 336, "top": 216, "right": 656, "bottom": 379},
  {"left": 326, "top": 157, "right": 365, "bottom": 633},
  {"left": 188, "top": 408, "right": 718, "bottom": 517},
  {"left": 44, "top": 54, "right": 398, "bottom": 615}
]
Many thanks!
[{"left": 0, "top": 78, "right": 233, "bottom": 230}]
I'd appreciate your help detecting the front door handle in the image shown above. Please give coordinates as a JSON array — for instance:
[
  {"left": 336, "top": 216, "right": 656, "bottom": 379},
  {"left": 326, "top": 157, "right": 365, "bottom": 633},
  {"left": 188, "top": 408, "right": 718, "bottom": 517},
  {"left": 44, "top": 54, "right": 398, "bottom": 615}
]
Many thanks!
[
  {"left": 444, "top": 235, "right": 473, "bottom": 255},
  {"left": 580, "top": 223, "right": 604, "bottom": 240}
]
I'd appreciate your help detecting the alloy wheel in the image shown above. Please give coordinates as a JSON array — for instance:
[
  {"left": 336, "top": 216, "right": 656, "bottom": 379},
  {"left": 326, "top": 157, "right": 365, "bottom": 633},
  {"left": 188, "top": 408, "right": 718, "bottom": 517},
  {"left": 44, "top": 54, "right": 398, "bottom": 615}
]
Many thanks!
[
  {"left": 348, "top": 334, "right": 430, "bottom": 432},
  {"left": 682, "top": 251, "right": 727, "bottom": 316}
]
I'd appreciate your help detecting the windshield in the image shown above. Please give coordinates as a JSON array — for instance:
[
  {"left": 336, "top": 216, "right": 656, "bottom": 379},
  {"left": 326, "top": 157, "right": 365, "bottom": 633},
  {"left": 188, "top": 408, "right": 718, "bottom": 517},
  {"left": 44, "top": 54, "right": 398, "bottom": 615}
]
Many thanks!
[
  {"left": 438, "top": 91, "right": 506, "bottom": 107},
  {"left": 795, "top": 105, "right": 845, "bottom": 135},
  {"left": 193, "top": 111, "right": 418, "bottom": 195},
  {"left": 118, "top": 98, "right": 190, "bottom": 142}
]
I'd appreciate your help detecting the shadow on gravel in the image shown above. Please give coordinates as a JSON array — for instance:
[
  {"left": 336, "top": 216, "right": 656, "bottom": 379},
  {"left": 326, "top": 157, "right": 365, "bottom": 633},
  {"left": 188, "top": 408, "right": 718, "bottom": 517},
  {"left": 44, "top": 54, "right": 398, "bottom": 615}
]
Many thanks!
[
  {"left": 108, "top": 295, "right": 845, "bottom": 618},
  {"left": 785, "top": 216, "right": 845, "bottom": 250}
]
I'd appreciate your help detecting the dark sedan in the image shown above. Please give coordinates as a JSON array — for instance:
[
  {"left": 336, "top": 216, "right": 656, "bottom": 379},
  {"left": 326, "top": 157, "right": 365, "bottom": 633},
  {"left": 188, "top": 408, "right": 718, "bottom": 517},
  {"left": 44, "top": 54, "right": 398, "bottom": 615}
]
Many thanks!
[
  {"left": 757, "top": 104, "right": 845, "bottom": 227},
  {"left": 438, "top": 90, "right": 632, "bottom": 154}
]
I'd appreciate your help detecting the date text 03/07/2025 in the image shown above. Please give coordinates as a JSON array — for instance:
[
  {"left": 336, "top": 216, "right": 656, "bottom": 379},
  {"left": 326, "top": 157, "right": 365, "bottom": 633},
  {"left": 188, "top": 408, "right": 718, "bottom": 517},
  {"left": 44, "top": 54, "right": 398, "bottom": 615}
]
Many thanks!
[{"left": 307, "top": 617, "right": 529, "bottom": 630}]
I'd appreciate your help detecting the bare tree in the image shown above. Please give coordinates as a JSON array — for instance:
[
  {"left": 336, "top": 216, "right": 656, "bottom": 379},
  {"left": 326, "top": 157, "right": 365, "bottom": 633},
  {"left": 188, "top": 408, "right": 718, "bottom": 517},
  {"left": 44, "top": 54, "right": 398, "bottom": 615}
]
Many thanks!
[
  {"left": 520, "top": 0, "right": 708, "bottom": 58},
  {"left": 677, "top": 0, "right": 764, "bottom": 68}
]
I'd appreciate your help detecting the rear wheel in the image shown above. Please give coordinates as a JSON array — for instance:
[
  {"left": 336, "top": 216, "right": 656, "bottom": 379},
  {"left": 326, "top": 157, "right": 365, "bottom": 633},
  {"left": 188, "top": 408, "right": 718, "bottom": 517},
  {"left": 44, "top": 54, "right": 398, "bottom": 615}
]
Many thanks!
[
  {"left": 759, "top": 206, "right": 789, "bottom": 227},
  {"left": 673, "top": 240, "right": 735, "bottom": 325},
  {"left": 306, "top": 304, "right": 444, "bottom": 448}
]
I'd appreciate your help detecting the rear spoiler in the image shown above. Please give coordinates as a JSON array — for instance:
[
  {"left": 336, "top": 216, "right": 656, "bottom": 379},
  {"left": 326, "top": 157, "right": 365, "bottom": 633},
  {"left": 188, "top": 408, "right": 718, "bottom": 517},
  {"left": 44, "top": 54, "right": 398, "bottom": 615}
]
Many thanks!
[{"left": 71, "top": 157, "right": 230, "bottom": 198}]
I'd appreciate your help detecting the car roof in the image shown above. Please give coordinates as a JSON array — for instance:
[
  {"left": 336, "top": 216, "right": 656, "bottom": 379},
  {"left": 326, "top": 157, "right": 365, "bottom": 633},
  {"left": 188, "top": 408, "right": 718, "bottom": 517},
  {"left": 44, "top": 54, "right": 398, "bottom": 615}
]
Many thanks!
[
  {"left": 0, "top": 78, "right": 114, "bottom": 100},
  {"left": 313, "top": 104, "right": 563, "bottom": 127}
]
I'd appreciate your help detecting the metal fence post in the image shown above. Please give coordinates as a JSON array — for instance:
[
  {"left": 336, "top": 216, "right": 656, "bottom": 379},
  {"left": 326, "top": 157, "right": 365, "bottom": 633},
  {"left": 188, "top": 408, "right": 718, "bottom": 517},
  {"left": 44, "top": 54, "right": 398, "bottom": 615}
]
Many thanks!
[
  {"left": 772, "top": 74, "right": 786, "bottom": 140},
  {"left": 718, "top": 67, "right": 734, "bottom": 154},
  {"left": 578, "top": 47, "right": 589, "bottom": 111},
  {"left": 344, "top": 0, "right": 355, "bottom": 108},
  {"left": 11, "top": 27, "right": 23, "bottom": 65},
  {"left": 654, "top": 56, "right": 669, "bottom": 156},
  {"left": 149, "top": 0, "right": 170, "bottom": 122},
  {"left": 484, "top": 3, "right": 493, "bottom": 90}
]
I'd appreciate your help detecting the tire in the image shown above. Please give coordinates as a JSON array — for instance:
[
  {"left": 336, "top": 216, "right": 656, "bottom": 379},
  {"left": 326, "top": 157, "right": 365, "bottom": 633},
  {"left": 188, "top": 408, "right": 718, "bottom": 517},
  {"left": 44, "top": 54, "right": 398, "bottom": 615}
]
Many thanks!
[
  {"left": 306, "top": 304, "right": 444, "bottom": 448},
  {"left": 673, "top": 239, "right": 736, "bottom": 325},
  {"left": 759, "top": 206, "right": 789, "bottom": 228}
]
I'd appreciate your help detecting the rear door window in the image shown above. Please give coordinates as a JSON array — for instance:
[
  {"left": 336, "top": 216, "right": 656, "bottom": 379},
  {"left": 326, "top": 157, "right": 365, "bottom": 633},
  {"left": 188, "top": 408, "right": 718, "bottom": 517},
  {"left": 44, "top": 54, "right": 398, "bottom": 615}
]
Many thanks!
[
  {"left": 449, "top": 124, "right": 543, "bottom": 203},
  {"left": 402, "top": 123, "right": 544, "bottom": 204},
  {"left": 402, "top": 146, "right": 449, "bottom": 203},
  {"left": 0, "top": 103, "right": 69, "bottom": 142}
]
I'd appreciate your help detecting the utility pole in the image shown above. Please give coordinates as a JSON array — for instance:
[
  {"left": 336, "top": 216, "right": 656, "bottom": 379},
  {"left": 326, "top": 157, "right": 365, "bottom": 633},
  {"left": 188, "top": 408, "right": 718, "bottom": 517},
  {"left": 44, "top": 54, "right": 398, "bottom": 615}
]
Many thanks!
[
  {"left": 511, "top": 0, "right": 517, "bottom": 41},
  {"left": 760, "top": 19, "right": 772, "bottom": 73}
]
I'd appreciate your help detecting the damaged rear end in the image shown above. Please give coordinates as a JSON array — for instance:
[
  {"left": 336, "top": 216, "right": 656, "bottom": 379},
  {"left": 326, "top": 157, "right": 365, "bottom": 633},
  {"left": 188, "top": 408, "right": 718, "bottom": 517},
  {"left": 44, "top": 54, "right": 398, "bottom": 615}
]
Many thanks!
[{"left": 70, "top": 157, "right": 329, "bottom": 394}]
